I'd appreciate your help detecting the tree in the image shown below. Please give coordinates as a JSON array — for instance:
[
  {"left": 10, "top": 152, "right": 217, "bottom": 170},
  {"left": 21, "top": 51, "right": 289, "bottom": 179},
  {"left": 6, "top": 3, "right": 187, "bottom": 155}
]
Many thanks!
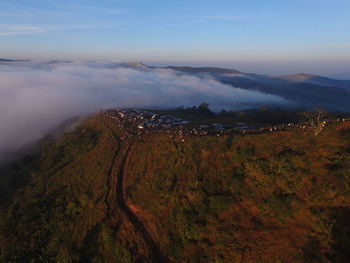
[
  {"left": 197, "top": 103, "right": 213, "bottom": 116},
  {"left": 302, "top": 108, "right": 328, "bottom": 136},
  {"left": 198, "top": 103, "right": 209, "bottom": 110}
]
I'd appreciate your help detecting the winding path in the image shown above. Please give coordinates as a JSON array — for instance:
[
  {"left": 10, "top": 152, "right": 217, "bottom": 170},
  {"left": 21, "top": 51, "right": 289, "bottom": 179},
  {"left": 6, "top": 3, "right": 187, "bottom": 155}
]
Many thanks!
[{"left": 115, "top": 142, "right": 171, "bottom": 263}]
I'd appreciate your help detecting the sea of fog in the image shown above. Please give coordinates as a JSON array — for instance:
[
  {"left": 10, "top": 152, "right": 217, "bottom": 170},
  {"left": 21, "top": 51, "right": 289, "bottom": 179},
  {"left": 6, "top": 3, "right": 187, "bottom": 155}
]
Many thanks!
[{"left": 0, "top": 60, "right": 292, "bottom": 161}]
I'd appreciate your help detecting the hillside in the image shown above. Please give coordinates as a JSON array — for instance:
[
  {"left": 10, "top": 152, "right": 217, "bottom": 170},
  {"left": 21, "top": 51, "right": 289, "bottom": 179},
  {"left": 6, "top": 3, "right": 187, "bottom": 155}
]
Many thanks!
[
  {"left": 159, "top": 65, "right": 350, "bottom": 112},
  {"left": 0, "top": 58, "right": 30, "bottom": 62},
  {"left": 274, "top": 73, "right": 320, "bottom": 82},
  {"left": 165, "top": 66, "right": 243, "bottom": 75},
  {"left": 1, "top": 111, "right": 350, "bottom": 262},
  {"left": 274, "top": 74, "right": 350, "bottom": 90}
]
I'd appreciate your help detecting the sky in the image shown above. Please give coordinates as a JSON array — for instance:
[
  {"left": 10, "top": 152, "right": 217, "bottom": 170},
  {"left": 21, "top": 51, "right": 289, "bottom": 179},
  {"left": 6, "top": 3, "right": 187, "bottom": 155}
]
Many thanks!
[{"left": 0, "top": 0, "right": 350, "bottom": 77}]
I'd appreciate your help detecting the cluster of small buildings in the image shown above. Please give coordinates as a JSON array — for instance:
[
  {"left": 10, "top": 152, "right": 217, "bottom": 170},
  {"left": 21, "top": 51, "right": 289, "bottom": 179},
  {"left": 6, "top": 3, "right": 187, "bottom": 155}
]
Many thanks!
[
  {"left": 103, "top": 109, "right": 193, "bottom": 140},
  {"left": 103, "top": 109, "right": 235, "bottom": 141},
  {"left": 105, "top": 109, "right": 189, "bottom": 130},
  {"left": 336, "top": 117, "right": 350, "bottom": 122},
  {"left": 103, "top": 109, "right": 350, "bottom": 140}
]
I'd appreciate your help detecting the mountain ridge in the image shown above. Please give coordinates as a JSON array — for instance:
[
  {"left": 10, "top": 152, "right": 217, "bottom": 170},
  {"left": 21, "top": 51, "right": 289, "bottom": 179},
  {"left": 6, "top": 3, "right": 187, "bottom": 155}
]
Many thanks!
[
  {"left": 1, "top": 110, "right": 350, "bottom": 262},
  {"left": 0, "top": 58, "right": 30, "bottom": 62}
]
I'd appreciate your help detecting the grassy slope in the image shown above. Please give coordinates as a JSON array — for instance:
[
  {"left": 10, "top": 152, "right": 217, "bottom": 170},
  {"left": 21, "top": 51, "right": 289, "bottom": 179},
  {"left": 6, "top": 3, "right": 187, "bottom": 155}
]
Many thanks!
[
  {"left": 0, "top": 113, "right": 350, "bottom": 262},
  {"left": 126, "top": 123, "right": 350, "bottom": 262}
]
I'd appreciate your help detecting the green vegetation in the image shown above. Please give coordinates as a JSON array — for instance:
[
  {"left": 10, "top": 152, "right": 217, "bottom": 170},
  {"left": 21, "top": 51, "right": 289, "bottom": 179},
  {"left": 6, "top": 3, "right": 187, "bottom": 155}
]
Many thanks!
[
  {"left": 1, "top": 112, "right": 350, "bottom": 262},
  {"left": 150, "top": 105, "right": 301, "bottom": 126}
]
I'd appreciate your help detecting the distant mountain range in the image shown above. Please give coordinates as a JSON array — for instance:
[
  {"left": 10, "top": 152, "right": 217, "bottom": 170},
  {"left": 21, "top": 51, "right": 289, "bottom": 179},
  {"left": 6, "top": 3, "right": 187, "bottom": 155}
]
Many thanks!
[
  {"left": 274, "top": 73, "right": 350, "bottom": 89},
  {"left": 0, "top": 58, "right": 30, "bottom": 62},
  {"left": 165, "top": 66, "right": 243, "bottom": 75},
  {"left": 158, "top": 65, "right": 350, "bottom": 112},
  {"left": 164, "top": 65, "right": 350, "bottom": 89},
  {"left": 2, "top": 59, "right": 350, "bottom": 112}
]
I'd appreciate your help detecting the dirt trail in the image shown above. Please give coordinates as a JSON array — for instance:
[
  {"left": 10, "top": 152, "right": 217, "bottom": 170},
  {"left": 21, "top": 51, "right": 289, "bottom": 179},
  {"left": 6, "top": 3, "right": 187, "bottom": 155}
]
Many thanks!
[
  {"left": 103, "top": 118, "right": 170, "bottom": 262},
  {"left": 115, "top": 142, "right": 171, "bottom": 263},
  {"left": 102, "top": 120, "right": 122, "bottom": 220}
]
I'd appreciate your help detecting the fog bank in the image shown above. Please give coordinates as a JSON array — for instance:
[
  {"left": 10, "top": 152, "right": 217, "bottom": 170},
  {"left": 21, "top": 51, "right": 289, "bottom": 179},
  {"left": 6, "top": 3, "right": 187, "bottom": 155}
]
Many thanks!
[{"left": 0, "top": 61, "right": 291, "bottom": 160}]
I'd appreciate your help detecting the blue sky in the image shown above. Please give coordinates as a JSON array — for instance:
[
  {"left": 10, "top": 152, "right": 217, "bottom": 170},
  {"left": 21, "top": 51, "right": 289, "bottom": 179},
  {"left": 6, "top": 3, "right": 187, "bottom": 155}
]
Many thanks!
[{"left": 1, "top": 0, "right": 350, "bottom": 76}]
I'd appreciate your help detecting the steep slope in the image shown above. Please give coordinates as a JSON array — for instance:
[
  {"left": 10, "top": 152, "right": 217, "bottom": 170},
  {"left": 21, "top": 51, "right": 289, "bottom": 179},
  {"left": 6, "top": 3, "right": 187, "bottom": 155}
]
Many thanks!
[
  {"left": 125, "top": 123, "right": 350, "bottom": 262},
  {"left": 0, "top": 114, "right": 164, "bottom": 262},
  {"left": 1, "top": 112, "right": 350, "bottom": 262}
]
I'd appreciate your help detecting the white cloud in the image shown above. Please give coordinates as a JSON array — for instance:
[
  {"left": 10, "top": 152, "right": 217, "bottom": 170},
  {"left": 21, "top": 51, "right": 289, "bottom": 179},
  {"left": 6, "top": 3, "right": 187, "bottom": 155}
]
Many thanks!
[
  {"left": 200, "top": 15, "right": 266, "bottom": 20},
  {"left": 0, "top": 23, "right": 119, "bottom": 37},
  {"left": 0, "top": 61, "right": 290, "bottom": 159},
  {"left": 0, "top": 24, "right": 46, "bottom": 36}
]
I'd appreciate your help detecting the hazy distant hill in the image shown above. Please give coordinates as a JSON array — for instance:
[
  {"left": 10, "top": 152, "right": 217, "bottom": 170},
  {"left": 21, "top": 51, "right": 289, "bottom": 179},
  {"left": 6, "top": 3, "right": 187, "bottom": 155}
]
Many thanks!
[
  {"left": 0, "top": 58, "right": 17, "bottom": 62},
  {"left": 165, "top": 66, "right": 243, "bottom": 75},
  {"left": 274, "top": 73, "right": 350, "bottom": 89},
  {"left": 157, "top": 65, "right": 350, "bottom": 112},
  {"left": 1, "top": 59, "right": 350, "bottom": 112},
  {"left": 274, "top": 73, "right": 320, "bottom": 82},
  {"left": 0, "top": 58, "right": 30, "bottom": 62}
]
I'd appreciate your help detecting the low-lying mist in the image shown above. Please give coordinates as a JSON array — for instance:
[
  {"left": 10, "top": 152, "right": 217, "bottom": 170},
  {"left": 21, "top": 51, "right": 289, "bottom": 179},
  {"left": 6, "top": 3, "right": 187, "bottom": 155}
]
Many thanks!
[{"left": 0, "top": 61, "right": 291, "bottom": 161}]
